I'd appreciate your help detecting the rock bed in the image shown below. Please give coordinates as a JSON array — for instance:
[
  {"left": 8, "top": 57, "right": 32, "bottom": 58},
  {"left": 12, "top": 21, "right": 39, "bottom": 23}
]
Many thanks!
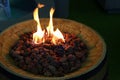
[{"left": 9, "top": 32, "right": 88, "bottom": 77}]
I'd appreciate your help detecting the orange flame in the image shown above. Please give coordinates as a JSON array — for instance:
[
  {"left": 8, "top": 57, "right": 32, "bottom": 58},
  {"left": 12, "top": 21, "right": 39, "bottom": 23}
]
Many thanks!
[
  {"left": 38, "top": 4, "right": 45, "bottom": 8},
  {"left": 33, "top": 5, "right": 65, "bottom": 45},
  {"left": 33, "top": 7, "right": 44, "bottom": 44},
  {"left": 47, "top": 8, "right": 55, "bottom": 36},
  {"left": 52, "top": 28, "right": 65, "bottom": 44}
]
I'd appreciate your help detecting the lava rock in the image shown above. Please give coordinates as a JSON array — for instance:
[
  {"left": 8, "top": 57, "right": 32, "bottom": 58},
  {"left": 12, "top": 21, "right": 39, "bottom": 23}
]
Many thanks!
[{"left": 9, "top": 32, "right": 88, "bottom": 77}]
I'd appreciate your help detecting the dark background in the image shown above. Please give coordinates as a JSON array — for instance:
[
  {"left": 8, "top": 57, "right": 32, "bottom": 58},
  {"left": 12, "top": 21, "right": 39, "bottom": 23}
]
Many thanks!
[
  {"left": 68, "top": 0, "right": 120, "bottom": 80},
  {"left": 0, "top": 0, "right": 120, "bottom": 80}
]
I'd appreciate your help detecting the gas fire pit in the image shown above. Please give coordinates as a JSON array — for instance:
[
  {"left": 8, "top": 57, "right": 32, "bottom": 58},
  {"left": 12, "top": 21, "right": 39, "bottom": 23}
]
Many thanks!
[
  {"left": 0, "top": 4, "right": 106, "bottom": 80},
  {"left": 0, "top": 18, "right": 106, "bottom": 80}
]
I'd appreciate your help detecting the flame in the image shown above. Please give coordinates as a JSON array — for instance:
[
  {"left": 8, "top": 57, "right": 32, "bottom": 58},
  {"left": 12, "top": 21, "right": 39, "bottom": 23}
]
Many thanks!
[
  {"left": 33, "top": 6, "right": 65, "bottom": 45},
  {"left": 33, "top": 7, "right": 44, "bottom": 44},
  {"left": 52, "top": 28, "right": 65, "bottom": 44},
  {"left": 38, "top": 4, "right": 45, "bottom": 8},
  {"left": 47, "top": 8, "right": 55, "bottom": 36}
]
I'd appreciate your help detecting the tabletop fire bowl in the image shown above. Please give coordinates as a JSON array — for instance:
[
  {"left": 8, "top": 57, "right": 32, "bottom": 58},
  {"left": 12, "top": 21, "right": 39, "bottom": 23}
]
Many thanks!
[{"left": 0, "top": 18, "right": 106, "bottom": 80}]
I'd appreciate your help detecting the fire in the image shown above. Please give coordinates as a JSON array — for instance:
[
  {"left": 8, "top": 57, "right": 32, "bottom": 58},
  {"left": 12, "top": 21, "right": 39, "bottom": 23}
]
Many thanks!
[
  {"left": 33, "top": 8, "right": 44, "bottom": 44},
  {"left": 47, "top": 8, "right": 55, "bottom": 36},
  {"left": 33, "top": 5, "right": 65, "bottom": 45},
  {"left": 52, "top": 28, "right": 65, "bottom": 44}
]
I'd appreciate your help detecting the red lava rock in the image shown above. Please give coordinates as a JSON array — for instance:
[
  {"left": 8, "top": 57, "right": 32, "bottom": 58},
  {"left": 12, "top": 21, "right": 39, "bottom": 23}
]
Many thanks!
[
  {"left": 59, "top": 55, "right": 67, "bottom": 62},
  {"left": 14, "top": 51, "right": 21, "bottom": 55},
  {"left": 25, "top": 57, "right": 31, "bottom": 64},
  {"left": 9, "top": 32, "right": 88, "bottom": 77}
]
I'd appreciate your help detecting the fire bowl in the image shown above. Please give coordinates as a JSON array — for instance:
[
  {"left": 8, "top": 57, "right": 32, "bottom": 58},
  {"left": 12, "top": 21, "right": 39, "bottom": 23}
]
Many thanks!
[{"left": 0, "top": 18, "right": 106, "bottom": 80}]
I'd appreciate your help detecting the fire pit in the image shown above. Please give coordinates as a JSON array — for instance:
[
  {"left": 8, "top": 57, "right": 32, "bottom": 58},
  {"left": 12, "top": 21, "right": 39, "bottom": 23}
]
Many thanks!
[
  {"left": 0, "top": 5, "right": 106, "bottom": 80},
  {"left": 0, "top": 18, "right": 106, "bottom": 80}
]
